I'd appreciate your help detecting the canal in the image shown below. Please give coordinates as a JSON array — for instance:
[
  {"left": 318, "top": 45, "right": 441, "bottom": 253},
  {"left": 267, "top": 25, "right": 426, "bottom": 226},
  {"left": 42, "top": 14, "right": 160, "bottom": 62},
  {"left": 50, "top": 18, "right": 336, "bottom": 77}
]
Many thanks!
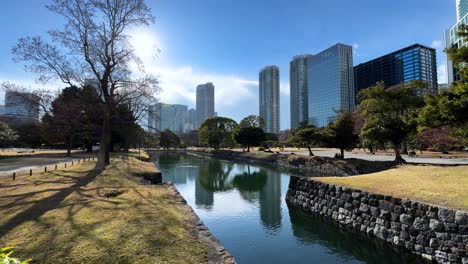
[{"left": 155, "top": 152, "right": 417, "bottom": 264}]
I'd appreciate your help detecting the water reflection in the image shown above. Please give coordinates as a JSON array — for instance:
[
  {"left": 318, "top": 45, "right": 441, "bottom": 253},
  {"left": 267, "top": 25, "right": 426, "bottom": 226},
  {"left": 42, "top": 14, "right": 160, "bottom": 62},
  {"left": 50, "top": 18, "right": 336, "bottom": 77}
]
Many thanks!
[
  {"left": 154, "top": 151, "right": 282, "bottom": 230},
  {"left": 154, "top": 151, "right": 416, "bottom": 264},
  {"left": 288, "top": 206, "right": 418, "bottom": 264}
]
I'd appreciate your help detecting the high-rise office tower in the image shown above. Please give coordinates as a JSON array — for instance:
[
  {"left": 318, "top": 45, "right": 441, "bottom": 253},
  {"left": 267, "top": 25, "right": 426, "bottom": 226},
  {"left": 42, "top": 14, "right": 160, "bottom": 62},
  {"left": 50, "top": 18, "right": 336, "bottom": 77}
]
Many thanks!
[
  {"left": 259, "top": 65, "right": 280, "bottom": 133},
  {"left": 457, "top": 0, "right": 468, "bottom": 20},
  {"left": 196, "top": 83, "right": 215, "bottom": 128},
  {"left": 3, "top": 91, "right": 40, "bottom": 120},
  {"left": 354, "top": 44, "right": 438, "bottom": 101},
  {"left": 187, "top": 108, "right": 197, "bottom": 131},
  {"left": 446, "top": 0, "right": 468, "bottom": 85},
  {"left": 148, "top": 103, "right": 188, "bottom": 134},
  {"left": 290, "top": 55, "right": 312, "bottom": 130},
  {"left": 307, "top": 44, "right": 354, "bottom": 127}
]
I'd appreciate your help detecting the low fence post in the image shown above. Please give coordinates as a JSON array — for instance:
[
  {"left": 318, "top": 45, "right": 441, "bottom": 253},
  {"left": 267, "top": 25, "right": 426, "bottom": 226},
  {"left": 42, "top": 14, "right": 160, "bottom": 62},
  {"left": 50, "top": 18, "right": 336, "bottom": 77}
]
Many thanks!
[
  {"left": 12, "top": 172, "right": 16, "bottom": 180},
  {"left": 55, "top": 165, "right": 58, "bottom": 170},
  {"left": 44, "top": 167, "right": 47, "bottom": 173},
  {"left": 65, "top": 163, "right": 67, "bottom": 168},
  {"left": 29, "top": 169, "right": 32, "bottom": 176},
  {"left": 72, "top": 161, "right": 74, "bottom": 166}
]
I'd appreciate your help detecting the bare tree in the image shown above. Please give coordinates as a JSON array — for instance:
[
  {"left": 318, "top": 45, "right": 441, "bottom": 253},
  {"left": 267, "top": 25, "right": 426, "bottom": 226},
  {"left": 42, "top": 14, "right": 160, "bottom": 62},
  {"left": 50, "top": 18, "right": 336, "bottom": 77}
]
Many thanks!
[{"left": 12, "top": 0, "right": 160, "bottom": 171}]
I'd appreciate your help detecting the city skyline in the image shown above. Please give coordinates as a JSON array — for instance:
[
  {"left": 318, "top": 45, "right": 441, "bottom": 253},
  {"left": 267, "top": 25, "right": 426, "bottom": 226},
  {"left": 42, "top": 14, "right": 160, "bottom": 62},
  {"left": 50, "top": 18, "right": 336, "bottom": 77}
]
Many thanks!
[{"left": 0, "top": 0, "right": 457, "bottom": 130}]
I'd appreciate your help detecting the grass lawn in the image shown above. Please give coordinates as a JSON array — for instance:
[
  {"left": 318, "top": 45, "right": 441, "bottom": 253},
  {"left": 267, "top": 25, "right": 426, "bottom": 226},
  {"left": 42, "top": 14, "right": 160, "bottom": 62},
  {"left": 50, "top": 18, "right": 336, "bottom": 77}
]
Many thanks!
[
  {"left": 0, "top": 154, "right": 207, "bottom": 263},
  {"left": 317, "top": 165, "right": 468, "bottom": 211}
]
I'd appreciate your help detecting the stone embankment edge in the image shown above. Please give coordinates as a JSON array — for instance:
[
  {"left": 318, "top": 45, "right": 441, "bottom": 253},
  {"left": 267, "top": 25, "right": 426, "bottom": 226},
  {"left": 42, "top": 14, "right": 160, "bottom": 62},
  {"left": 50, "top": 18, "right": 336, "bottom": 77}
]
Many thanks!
[
  {"left": 186, "top": 150, "right": 357, "bottom": 176},
  {"left": 146, "top": 152, "right": 236, "bottom": 264},
  {"left": 286, "top": 176, "right": 468, "bottom": 264}
]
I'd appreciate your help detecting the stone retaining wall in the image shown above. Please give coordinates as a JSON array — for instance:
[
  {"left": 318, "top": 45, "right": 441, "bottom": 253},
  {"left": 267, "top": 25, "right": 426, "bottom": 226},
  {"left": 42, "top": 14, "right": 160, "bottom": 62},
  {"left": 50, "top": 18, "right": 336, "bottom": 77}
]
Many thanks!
[{"left": 286, "top": 176, "right": 467, "bottom": 263}]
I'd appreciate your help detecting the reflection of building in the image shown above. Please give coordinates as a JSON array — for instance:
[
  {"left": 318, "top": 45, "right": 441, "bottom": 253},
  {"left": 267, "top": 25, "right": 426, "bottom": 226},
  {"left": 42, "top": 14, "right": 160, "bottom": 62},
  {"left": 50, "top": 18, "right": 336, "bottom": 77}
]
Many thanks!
[
  {"left": 308, "top": 44, "right": 354, "bottom": 127},
  {"left": 148, "top": 103, "right": 188, "bottom": 134},
  {"left": 196, "top": 83, "right": 215, "bottom": 129},
  {"left": 0, "top": 91, "right": 40, "bottom": 125},
  {"left": 259, "top": 169, "right": 281, "bottom": 232},
  {"left": 446, "top": 0, "right": 468, "bottom": 86},
  {"left": 259, "top": 65, "right": 280, "bottom": 133},
  {"left": 290, "top": 55, "right": 312, "bottom": 130},
  {"left": 354, "top": 44, "right": 438, "bottom": 101},
  {"left": 195, "top": 176, "right": 214, "bottom": 209}
]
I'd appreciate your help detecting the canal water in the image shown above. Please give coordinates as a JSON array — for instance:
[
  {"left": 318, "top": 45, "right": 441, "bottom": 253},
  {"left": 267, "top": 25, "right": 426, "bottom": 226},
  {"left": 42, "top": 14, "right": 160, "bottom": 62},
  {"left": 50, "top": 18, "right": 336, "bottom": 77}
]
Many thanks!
[{"left": 155, "top": 152, "right": 417, "bottom": 264}]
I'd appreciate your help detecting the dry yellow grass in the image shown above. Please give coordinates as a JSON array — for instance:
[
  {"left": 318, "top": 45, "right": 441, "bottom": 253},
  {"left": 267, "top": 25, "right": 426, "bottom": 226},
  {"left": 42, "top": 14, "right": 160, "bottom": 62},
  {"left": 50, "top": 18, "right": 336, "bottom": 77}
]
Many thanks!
[
  {"left": 0, "top": 154, "right": 207, "bottom": 263},
  {"left": 317, "top": 165, "right": 468, "bottom": 211}
]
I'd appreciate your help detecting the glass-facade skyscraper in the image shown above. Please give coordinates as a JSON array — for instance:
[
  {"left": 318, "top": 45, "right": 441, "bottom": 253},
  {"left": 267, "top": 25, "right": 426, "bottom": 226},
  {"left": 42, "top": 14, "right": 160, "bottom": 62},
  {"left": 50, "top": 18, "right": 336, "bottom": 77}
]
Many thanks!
[
  {"left": 290, "top": 55, "right": 312, "bottom": 130},
  {"left": 457, "top": 0, "right": 468, "bottom": 20},
  {"left": 307, "top": 44, "right": 354, "bottom": 127},
  {"left": 148, "top": 103, "right": 188, "bottom": 134},
  {"left": 196, "top": 83, "right": 215, "bottom": 129},
  {"left": 354, "top": 44, "right": 438, "bottom": 100},
  {"left": 259, "top": 65, "right": 280, "bottom": 133},
  {"left": 446, "top": 0, "right": 468, "bottom": 85}
]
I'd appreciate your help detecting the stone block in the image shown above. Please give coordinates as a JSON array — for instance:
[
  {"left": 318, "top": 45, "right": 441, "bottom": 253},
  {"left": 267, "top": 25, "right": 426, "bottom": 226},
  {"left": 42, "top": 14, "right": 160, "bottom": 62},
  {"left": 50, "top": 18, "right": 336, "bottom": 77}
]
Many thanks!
[
  {"left": 370, "top": 206, "right": 379, "bottom": 217},
  {"left": 439, "top": 208, "right": 456, "bottom": 223},
  {"left": 380, "top": 200, "right": 395, "bottom": 212},
  {"left": 456, "top": 211, "right": 468, "bottom": 225},
  {"left": 413, "top": 217, "right": 429, "bottom": 231},
  {"left": 430, "top": 238, "right": 439, "bottom": 248},
  {"left": 429, "top": 219, "right": 444, "bottom": 231},
  {"left": 400, "top": 214, "right": 413, "bottom": 225},
  {"left": 351, "top": 191, "right": 361, "bottom": 199},
  {"left": 359, "top": 203, "right": 370, "bottom": 213},
  {"left": 393, "top": 236, "right": 405, "bottom": 247},
  {"left": 374, "top": 225, "right": 388, "bottom": 240}
]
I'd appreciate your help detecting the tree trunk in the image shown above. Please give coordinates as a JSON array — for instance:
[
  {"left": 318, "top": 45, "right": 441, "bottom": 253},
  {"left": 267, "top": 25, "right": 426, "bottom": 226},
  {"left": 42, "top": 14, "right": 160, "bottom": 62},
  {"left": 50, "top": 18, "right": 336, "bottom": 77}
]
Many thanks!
[
  {"left": 340, "top": 148, "right": 344, "bottom": 159},
  {"left": 247, "top": 145, "right": 250, "bottom": 152},
  {"left": 392, "top": 143, "right": 407, "bottom": 164},
  {"left": 95, "top": 107, "right": 111, "bottom": 171},
  {"left": 86, "top": 143, "right": 93, "bottom": 153},
  {"left": 308, "top": 146, "right": 314, "bottom": 156},
  {"left": 66, "top": 135, "right": 72, "bottom": 157}
]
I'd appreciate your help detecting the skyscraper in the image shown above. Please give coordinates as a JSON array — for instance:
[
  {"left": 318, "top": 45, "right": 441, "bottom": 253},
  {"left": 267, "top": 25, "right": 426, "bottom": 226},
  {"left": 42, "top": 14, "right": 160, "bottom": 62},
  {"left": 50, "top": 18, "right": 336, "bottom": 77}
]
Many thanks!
[
  {"left": 0, "top": 91, "right": 41, "bottom": 126},
  {"left": 307, "top": 44, "right": 354, "bottom": 127},
  {"left": 446, "top": 0, "right": 468, "bottom": 85},
  {"left": 148, "top": 103, "right": 188, "bottom": 134},
  {"left": 187, "top": 108, "right": 197, "bottom": 131},
  {"left": 457, "top": 0, "right": 468, "bottom": 20},
  {"left": 196, "top": 83, "right": 215, "bottom": 128},
  {"left": 290, "top": 55, "right": 312, "bottom": 130},
  {"left": 259, "top": 65, "right": 280, "bottom": 133},
  {"left": 354, "top": 44, "right": 438, "bottom": 101}
]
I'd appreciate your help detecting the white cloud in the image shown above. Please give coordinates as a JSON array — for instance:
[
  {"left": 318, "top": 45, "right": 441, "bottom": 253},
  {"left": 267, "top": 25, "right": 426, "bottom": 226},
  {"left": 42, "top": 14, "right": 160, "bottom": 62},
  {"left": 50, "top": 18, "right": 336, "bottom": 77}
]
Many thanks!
[
  {"left": 128, "top": 28, "right": 260, "bottom": 114},
  {"left": 353, "top": 43, "right": 359, "bottom": 49},
  {"left": 280, "top": 81, "right": 290, "bottom": 95},
  {"left": 431, "top": 40, "right": 443, "bottom": 50},
  {"left": 437, "top": 63, "right": 448, "bottom": 84}
]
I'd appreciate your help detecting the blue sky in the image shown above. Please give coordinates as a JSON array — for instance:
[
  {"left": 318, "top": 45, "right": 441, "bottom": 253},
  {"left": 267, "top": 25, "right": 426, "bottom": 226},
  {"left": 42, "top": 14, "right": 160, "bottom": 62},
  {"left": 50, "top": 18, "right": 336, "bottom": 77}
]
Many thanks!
[{"left": 0, "top": 0, "right": 457, "bottom": 129}]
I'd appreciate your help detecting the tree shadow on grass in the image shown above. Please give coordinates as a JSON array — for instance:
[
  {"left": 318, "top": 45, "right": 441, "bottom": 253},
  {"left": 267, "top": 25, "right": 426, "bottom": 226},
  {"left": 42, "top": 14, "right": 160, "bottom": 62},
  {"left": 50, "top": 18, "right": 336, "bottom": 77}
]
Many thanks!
[{"left": 0, "top": 169, "right": 100, "bottom": 238}]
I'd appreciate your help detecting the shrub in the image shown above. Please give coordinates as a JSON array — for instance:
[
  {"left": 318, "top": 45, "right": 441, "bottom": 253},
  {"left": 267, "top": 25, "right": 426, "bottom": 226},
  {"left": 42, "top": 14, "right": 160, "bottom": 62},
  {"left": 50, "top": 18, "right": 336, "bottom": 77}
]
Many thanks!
[
  {"left": 258, "top": 147, "right": 265, "bottom": 151},
  {"left": 1, "top": 246, "right": 31, "bottom": 264}
]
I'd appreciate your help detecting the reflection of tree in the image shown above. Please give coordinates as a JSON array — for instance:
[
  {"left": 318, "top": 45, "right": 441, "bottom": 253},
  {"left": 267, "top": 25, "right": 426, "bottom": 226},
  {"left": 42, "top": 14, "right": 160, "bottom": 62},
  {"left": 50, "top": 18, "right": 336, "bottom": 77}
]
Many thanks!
[
  {"left": 198, "top": 159, "right": 234, "bottom": 192},
  {"left": 232, "top": 169, "right": 267, "bottom": 192},
  {"left": 259, "top": 170, "right": 282, "bottom": 232},
  {"left": 287, "top": 206, "right": 417, "bottom": 263},
  {"left": 155, "top": 151, "right": 185, "bottom": 170}
]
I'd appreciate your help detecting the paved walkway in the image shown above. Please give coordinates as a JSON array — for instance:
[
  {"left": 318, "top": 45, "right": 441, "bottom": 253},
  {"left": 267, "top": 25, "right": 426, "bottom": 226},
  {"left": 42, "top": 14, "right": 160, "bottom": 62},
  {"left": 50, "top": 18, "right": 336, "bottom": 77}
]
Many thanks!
[
  {"left": 0, "top": 153, "right": 95, "bottom": 175},
  {"left": 280, "top": 149, "right": 468, "bottom": 165}
]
